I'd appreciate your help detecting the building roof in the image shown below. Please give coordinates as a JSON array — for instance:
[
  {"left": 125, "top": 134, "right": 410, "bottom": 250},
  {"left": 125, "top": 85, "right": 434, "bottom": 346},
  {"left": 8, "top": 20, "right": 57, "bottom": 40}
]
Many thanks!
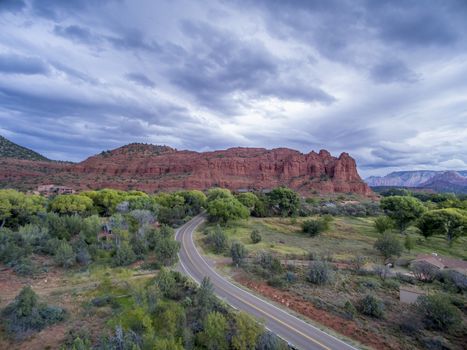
[{"left": 414, "top": 254, "right": 467, "bottom": 270}]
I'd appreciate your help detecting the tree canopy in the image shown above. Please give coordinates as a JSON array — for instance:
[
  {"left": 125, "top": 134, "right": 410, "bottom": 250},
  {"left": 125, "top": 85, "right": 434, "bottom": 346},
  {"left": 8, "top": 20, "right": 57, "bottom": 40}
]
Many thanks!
[
  {"left": 417, "top": 208, "right": 467, "bottom": 245},
  {"left": 380, "top": 196, "right": 426, "bottom": 233}
]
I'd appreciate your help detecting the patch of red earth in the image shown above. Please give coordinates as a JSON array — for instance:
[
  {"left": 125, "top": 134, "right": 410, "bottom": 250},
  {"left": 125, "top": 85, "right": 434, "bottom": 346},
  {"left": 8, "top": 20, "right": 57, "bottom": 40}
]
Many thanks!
[{"left": 234, "top": 275, "right": 401, "bottom": 350}]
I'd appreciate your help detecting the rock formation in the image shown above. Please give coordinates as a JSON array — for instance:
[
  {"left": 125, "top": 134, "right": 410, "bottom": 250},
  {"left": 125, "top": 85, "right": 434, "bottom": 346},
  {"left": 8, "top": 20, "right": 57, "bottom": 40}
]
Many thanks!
[{"left": 0, "top": 142, "right": 373, "bottom": 196}]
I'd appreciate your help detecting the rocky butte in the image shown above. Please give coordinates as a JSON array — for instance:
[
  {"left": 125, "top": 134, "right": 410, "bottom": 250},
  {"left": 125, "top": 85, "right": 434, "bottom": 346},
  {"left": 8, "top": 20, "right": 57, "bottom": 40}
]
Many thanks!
[{"left": 0, "top": 143, "right": 373, "bottom": 196}]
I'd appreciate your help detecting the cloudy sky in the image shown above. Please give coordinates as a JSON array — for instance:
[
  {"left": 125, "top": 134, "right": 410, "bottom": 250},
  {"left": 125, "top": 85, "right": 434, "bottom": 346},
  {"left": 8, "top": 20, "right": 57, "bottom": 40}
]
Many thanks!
[{"left": 0, "top": 0, "right": 466, "bottom": 176}]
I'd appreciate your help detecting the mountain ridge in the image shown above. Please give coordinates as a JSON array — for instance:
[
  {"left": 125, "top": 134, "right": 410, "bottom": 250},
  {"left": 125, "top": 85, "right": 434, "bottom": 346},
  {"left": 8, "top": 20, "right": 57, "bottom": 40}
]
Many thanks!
[
  {"left": 0, "top": 135, "right": 50, "bottom": 161},
  {"left": 0, "top": 137, "right": 373, "bottom": 196}
]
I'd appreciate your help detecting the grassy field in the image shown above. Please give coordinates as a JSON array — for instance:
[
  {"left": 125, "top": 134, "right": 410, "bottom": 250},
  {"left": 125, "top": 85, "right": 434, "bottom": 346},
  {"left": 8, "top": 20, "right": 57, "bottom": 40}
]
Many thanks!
[{"left": 198, "top": 216, "right": 467, "bottom": 262}]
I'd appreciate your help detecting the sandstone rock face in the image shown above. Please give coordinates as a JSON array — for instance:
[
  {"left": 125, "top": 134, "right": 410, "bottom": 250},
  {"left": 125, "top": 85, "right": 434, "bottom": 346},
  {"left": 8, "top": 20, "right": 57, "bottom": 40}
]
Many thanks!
[{"left": 0, "top": 144, "right": 373, "bottom": 196}]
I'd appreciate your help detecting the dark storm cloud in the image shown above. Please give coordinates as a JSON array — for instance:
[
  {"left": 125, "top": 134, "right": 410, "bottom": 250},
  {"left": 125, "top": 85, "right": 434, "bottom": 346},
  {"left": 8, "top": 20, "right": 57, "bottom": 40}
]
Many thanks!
[
  {"left": 0, "top": 54, "right": 49, "bottom": 75},
  {"left": 168, "top": 20, "right": 334, "bottom": 113},
  {"left": 125, "top": 73, "right": 156, "bottom": 88},
  {"left": 0, "top": 0, "right": 466, "bottom": 174}
]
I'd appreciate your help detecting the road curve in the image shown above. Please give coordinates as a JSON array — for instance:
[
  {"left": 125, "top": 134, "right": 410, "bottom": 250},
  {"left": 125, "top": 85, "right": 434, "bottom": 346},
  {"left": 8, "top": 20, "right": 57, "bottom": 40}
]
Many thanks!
[{"left": 175, "top": 215, "right": 359, "bottom": 350}]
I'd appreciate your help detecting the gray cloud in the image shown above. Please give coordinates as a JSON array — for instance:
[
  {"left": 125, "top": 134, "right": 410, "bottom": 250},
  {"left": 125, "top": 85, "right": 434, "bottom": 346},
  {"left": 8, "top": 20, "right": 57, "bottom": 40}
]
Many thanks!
[
  {"left": 0, "top": 0, "right": 465, "bottom": 176},
  {"left": 0, "top": 54, "right": 49, "bottom": 75},
  {"left": 125, "top": 72, "right": 156, "bottom": 88}
]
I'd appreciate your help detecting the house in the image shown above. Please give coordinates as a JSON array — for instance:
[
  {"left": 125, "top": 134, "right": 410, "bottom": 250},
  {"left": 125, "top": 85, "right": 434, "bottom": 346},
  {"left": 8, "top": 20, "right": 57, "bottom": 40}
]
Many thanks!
[
  {"left": 412, "top": 253, "right": 467, "bottom": 275},
  {"left": 37, "top": 184, "right": 75, "bottom": 196}
]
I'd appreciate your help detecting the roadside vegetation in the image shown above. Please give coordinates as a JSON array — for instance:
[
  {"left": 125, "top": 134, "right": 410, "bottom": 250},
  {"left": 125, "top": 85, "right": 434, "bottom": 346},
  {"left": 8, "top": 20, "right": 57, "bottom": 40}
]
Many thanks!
[
  {"left": 197, "top": 188, "right": 467, "bottom": 350},
  {"left": 0, "top": 188, "right": 288, "bottom": 349}
]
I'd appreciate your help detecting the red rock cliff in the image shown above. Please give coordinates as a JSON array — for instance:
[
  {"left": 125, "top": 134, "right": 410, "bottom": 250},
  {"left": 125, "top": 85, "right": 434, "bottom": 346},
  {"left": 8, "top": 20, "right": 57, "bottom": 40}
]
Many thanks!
[{"left": 0, "top": 144, "right": 373, "bottom": 196}]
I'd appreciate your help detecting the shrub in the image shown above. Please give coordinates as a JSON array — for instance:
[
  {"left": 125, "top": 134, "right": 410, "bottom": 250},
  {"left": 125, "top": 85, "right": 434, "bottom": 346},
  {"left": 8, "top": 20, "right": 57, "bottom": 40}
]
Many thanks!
[
  {"left": 438, "top": 269, "right": 467, "bottom": 292},
  {"left": 343, "top": 300, "right": 357, "bottom": 320},
  {"left": 54, "top": 241, "right": 75, "bottom": 268},
  {"left": 358, "top": 294, "right": 384, "bottom": 318},
  {"left": 112, "top": 242, "right": 136, "bottom": 266},
  {"left": 255, "top": 251, "right": 283, "bottom": 275},
  {"left": 374, "top": 233, "right": 402, "bottom": 262},
  {"left": 308, "top": 261, "right": 333, "bottom": 285},
  {"left": 373, "top": 216, "right": 394, "bottom": 234},
  {"left": 208, "top": 225, "right": 228, "bottom": 254},
  {"left": 302, "top": 219, "right": 324, "bottom": 236},
  {"left": 373, "top": 265, "right": 390, "bottom": 281},
  {"left": 416, "top": 294, "right": 461, "bottom": 331},
  {"left": 350, "top": 256, "right": 367, "bottom": 272},
  {"left": 13, "top": 257, "right": 36, "bottom": 276},
  {"left": 1, "top": 286, "right": 66, "bottom": 338},
  {"left": 230, "top": 241, "right": 247, "bottom": 266},
  {"left": 411, "top": 261, "right": 439, "bottom": 282},
  {"left": 250, "top": 229, "right": 262, "bottom": 244},
  {"left": 267, "top": 276, "right": 286, "bottom": 288}
]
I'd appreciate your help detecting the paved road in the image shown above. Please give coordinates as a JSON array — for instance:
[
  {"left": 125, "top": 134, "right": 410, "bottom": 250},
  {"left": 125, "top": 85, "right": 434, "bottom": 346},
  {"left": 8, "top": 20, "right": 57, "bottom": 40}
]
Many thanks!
[{"left": 176, "top": 215, "right": 359, "bottom": 350}]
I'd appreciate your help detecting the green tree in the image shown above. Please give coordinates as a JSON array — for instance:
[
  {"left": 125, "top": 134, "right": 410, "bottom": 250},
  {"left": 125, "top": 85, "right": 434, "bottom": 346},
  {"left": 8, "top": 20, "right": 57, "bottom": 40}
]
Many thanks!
[
  {"left": 250, "top": 229, "right": 262, "bottom": 243},
  {"left": 207, "top": 197, "right": 249, "bottom": 224},
  {"left": 236, "top": 192, "right": 258, "bottom": 211},
  {"left": 49, "top": 194, "right": 93, "bottom": 215},
  {"left": 208, "top": 225, "right": 229, "bottom": 254},
  {"left": 54, "top": 241, "right": 75, "bottom": 268},
  {"left": 380, "top": 196, "right": 426, "bottom": 233},
  {"left": 196, "top": 277, "right": 215, "bottom": 319},
  {"left": 154, "top": 236, "right": 180, "bottom": 266},
  {"left": 207, "top": 188, "right": 233, "bottom": 202},
  {"left": 267, "top": 187, "right": 300, "bottom": 217},
  {"left": 153, "top": 337, "right": 184, "bottom": 350},
  {"left": 302, "top": 219, "right": 328, "bottom": 237},
  {"left": 82, "top": 189, "right": 125, "bottom": 216},
  {"left": 404, "top": 235, "right": 415, "bottom": 252},
  {"left": 374, "top": 233, "right": 402, "bottom": 262},
  {"left": 417, "top": 294, "right": 461, "bottom": 331},
  {"left": 199, "top": 311, "right": 228, "bottom": 350},
  {"left": 0, "top": 189, "right": 45, "bottom": 228},
  {"left": 373, "top": 216, "right": 394, "bottom": 234},
  {"left": 231, "top": 241, "right": 247, "bottom": 266},
  {"left": 112, "top": 241, "right": 136, "bottom": 266},
  {"left": 417, "top": 208, "right": 467, "bottom": 245},
  {"left": 232, "top": 311, "right": 263, "bottom": 350},
  {"left": 155, "top": 267, "right": 176, "bottom": 298}
]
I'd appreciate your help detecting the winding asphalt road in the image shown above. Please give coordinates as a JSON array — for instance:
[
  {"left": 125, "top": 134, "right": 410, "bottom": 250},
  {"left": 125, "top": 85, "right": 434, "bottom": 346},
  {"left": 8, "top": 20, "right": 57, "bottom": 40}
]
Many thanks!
[{"left": 175, "top": 215, "right": 359, "bottom": 350}]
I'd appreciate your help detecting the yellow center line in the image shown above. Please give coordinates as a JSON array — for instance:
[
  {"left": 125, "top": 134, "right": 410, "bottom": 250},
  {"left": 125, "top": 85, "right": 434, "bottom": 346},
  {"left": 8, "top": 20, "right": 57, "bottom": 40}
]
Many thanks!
[{"left": 180, "top": 222, "right": 332, "bottom": 350}]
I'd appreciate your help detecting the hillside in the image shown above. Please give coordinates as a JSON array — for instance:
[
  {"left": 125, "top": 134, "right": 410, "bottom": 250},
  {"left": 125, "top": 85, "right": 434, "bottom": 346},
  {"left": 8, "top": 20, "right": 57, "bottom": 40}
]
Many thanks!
[
  {"left": 419, "top": 171, "right": 467, "bottom": 194},
  {"left": 0, "top": 135, "right": 49, "bottom": 161},
  {"left": 0, "top": 142, "right": 373, "bottom": 196}
]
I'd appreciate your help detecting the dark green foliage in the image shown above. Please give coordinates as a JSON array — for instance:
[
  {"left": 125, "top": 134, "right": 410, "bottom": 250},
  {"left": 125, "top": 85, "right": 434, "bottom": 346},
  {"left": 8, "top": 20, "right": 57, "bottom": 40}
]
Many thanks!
[
  {"left": 13, "top": 257, "right": 37, "bottom": 276},
  {"left": 308, "top": 260, "right": 333, "bottom": 285},
  {"left": 208, "top": 225, "right": 228, "bottom": 254},
  {"left": 54, "top": 241, "right": 75, "bottom": 268},
  {"left": 195, "top": 277, "right": 216, "bottom": 320},
  {"left": 255, "top": 251, "right": 283, "bottom": 276},
  {"left": 250, "top": 229, "right": 262, "bottom": 243},
  {"left": 155, "top": 267, "right": 176, "bottom": 298},
  {"left": 0, "top": 135, "right": 49, "bottom": 161},
  {"left": 374, "top": 233, "right": 402, "bottom": 262},
  {"left": 1, "top": 286, "right": 66, "bottom": 338},
  {"left": 358, "top": 294, "right": 384, "bottom": 318},
  {"left": 153, "top": 235, "right": 180, "bottom": 266},
  {"left": 230, "top": 241, "right": 247, "bottom": 266},
  {"left": 302, "top": 217, "right": 332, "bottom": 237},
  {"left": 256, "top": 331, "right": 286, "bottom": 350},
  {"left": 374, "top": 216, "right": 394, "bottom": 234},
  {"left": 404, "top": 235, "right": 415, "bottom": 251},
  {"left": 416, "top": 295, "right": 461, "bottom": 331},
  {"left": 380, "top": 196, "right": 426, "bottom": 233},
  {"left": 417, "top": 208, "right": 467, "bottom": 245},
  {"left": 112, "top": 242, "right": 136, "bottom": 266},
  {"left": 267, "top": 187, "right": 300, "bottom": 217}
]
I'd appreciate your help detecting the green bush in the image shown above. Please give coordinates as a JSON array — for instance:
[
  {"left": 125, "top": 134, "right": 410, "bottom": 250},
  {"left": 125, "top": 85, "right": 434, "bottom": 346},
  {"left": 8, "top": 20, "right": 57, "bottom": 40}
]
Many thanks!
[
  {"left": 374, "top": 233, "right": 402, "bottom": 262},
  {"left": 302, "top": 219, "right": 323, "bottom": 236},
  {"left": 208, "top": 225, "right": 228, "bottom": 254},
  {"left": 231, "top": 241, "right": 247, "bottom": 266},
  {"left": 358, "top": 294, "right": 384, "bottom": 318},
  {"left": 250, "top": 229, "right": 262, "bottom": 244},
  {"left": 416, "top": 294, "right": 461, "bottom": 331},
  {"left": 373, "top": 216, "right": 394, "bottom": 234},
  {"left": 54, "top": 241, "right": 75, "bottom": 268},
  {"left": 343, "top": 300, "right": 357, "bottom": 320},
  {"left": 308, "top": 261, "right": 333, "bottom": 285},
  {"left": 1, "top": 286, "right": 66, "bottom": 338},
  {"left": 112, "top": 242, "right": 137, "bottom": 266}
]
